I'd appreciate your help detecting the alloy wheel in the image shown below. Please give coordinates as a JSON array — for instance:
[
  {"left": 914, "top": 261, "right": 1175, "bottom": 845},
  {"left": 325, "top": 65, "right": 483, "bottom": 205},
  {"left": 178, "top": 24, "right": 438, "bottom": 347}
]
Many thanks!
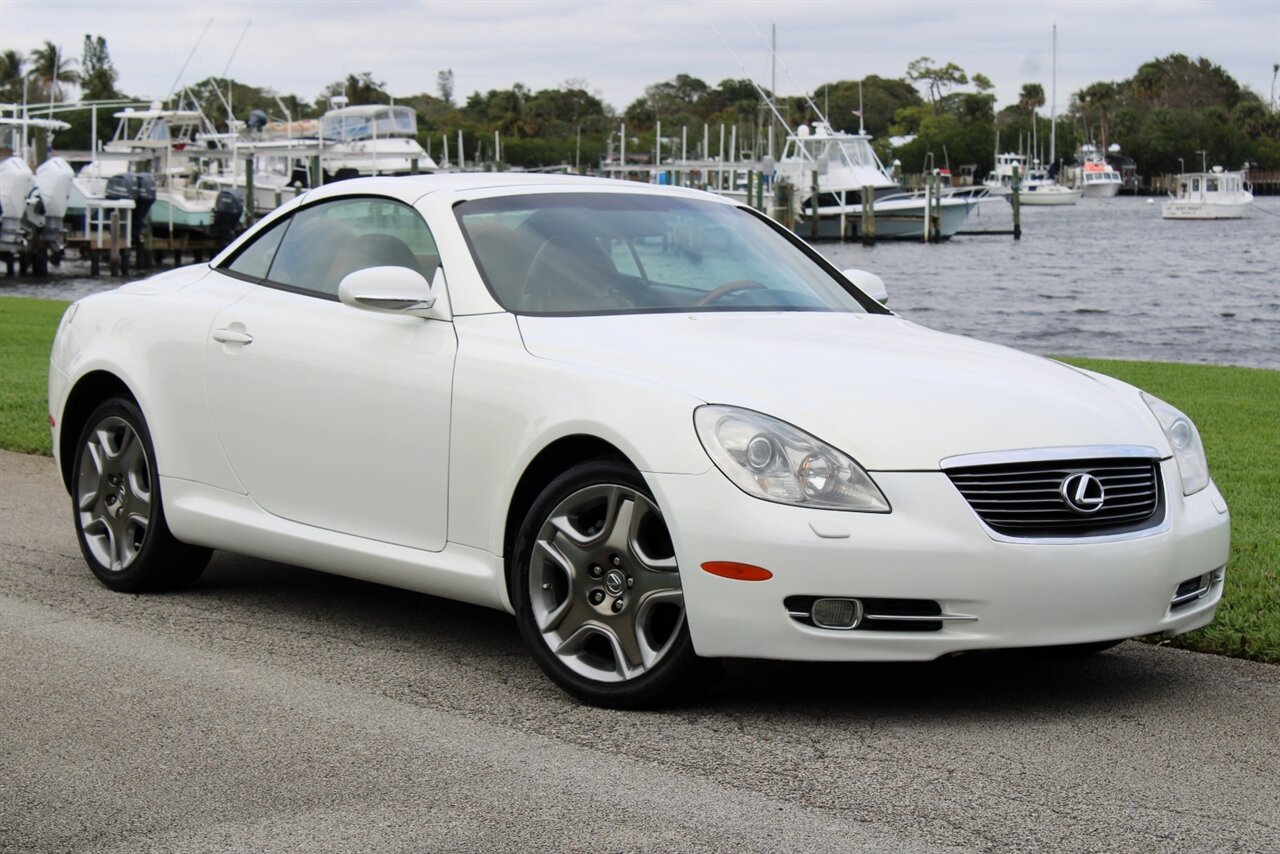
[
  {"left": 528, "top": 483, "right": 685, "bottom": 683},
  {"left": 76, "top": 415, "right": 153, "bottom": 573}
]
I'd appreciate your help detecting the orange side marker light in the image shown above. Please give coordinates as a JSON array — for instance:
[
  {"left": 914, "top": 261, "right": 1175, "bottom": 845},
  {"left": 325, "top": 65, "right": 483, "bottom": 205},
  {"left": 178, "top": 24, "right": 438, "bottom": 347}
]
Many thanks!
[{"left": 701, "top": 561, "right": 773, "bottom": 581}]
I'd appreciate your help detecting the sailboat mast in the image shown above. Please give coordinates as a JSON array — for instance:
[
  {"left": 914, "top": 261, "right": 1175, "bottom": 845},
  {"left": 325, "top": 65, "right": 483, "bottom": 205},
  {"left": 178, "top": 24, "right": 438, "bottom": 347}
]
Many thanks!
[
  {"left": 1050, "top": 24, "right": 1057, "bottom": 171},
  {"left": 771, "top": 23, "right": 777, "bottom": 157}
]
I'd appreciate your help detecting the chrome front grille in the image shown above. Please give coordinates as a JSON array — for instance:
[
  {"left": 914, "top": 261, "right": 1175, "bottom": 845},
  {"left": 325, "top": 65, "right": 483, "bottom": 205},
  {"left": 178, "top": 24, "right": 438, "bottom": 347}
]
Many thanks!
[{"left": 945, "top": 455, "right": 1163, "bottom": 538}]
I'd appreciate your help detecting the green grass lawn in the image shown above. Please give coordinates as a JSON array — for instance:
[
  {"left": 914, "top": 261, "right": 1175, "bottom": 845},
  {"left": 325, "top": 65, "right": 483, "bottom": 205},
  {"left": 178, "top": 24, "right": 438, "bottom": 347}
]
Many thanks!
[
  {"left": 0, "top": 297, "right": 68, "bottom": 455},
  {"left": 1062, "top": 357, "right": 1280, "bottom": 664},
  {"left": 2, "top": 295, "right": 1276, "bottom": 663}
]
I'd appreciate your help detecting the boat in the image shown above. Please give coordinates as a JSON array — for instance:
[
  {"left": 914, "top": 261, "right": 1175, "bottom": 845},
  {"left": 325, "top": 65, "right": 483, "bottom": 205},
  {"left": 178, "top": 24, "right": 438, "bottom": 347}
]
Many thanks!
[
  {"left": 312, "top": 97, "right": 437, "bottom": 179},
  {"left": 201, "top": 100, "right": 437, "bottom": 216},
  {"left": 983, "top": 152, "right": 1024, "bottom": 197},
  {"left": 1016, "top": 162, "right": 1082, "bottom": 205},
  {"left": 71, "top": 102, "right": 243, "bottom": 237},
  {"left": 1068, "top": 144, "right": 1122, "bottom": 197},
  {"left": 984, "top": 151, "right": 1081, "bottom": 205},
  {"left": 771, "top": 121, "right": 976, "bottom": 239},
  {"left": 1162, "top": 165, "right": 1253, "bottom": 219}
]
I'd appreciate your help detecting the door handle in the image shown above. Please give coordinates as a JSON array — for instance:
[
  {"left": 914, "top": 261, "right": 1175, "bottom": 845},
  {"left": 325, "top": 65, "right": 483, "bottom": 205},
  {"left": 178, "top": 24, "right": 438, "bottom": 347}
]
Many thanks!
[{"left": 212, "top": 328, "right": 254, "bottom": 345}]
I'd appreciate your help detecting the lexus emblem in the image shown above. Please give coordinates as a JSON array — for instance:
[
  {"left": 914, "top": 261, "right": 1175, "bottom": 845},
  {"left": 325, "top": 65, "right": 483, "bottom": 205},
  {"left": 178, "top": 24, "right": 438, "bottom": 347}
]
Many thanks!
[{"left": 1060, "top": 473, "right": 1105, "bottom": 514}]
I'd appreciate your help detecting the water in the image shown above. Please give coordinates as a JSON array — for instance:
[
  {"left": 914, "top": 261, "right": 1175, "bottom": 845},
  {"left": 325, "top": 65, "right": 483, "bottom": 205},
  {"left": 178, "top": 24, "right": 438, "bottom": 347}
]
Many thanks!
[
  {"left": 3, "top": 196, "right": 1278, "bottom": 369},
  {"left": 820, "top": 195, "right": 1280, "bottom": 369}
]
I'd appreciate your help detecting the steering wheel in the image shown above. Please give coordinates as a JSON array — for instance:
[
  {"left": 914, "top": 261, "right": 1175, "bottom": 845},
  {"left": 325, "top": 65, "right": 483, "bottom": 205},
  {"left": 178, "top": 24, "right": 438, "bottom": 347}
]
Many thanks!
[{"left": 696, "top": 280, "right": 767, "bottom": 306}]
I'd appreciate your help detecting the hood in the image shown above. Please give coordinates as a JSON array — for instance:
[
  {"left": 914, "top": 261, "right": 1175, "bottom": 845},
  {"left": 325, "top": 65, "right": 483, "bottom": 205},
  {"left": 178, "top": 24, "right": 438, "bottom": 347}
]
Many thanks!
[
  {"left": 517, "top": 312, "right": 1167, "bottom": 470},
  {"left": 113, "top": 263, "right": 212, "bottom": 295}
]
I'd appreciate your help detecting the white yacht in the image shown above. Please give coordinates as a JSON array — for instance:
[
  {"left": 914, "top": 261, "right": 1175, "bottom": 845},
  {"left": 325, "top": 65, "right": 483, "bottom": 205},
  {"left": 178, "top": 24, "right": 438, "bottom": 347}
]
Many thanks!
[
  {"left": 1016, "top": 164, "right": 1082, "bottom": 206},
  {"left": 984, "top": 152, "right": 1081, "bottom": 205},
  {"left": 772, "top": 122, "right": 975, "bottom": 239},
  {"left": 1162, "top": 166, "right": 1253, "bottom": 219},
  {"left": 314, "top": 99, "right": 438, "bottom": 179},
  {"left": 982, "top": 152, "right": 1024, "bottom": 197},
  {"left": 1068, "top": 145, "right": 1122, "bottom": 197}
]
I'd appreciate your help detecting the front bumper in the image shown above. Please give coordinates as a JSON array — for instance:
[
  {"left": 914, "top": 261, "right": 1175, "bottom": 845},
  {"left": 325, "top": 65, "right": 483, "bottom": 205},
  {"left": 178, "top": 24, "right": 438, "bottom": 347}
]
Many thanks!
[{"left": 648, "top": 460, "right": 1230, "bottom": 661}]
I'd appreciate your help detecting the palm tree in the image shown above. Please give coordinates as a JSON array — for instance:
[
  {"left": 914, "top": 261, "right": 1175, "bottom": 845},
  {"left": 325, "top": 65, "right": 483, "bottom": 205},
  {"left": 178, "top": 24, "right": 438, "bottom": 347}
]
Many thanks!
[
  {"left": 1076, "top": 82, "right": 1118, "bottom": 149},
  {"left": 27, "top": 41, "right": 79, "bottom": 103},
  {"left": 0, "top": 49, "right": 25, "bottom": 102},
  {"left": 1017, "top": 83, "right": 1046, "bottom": 115}
]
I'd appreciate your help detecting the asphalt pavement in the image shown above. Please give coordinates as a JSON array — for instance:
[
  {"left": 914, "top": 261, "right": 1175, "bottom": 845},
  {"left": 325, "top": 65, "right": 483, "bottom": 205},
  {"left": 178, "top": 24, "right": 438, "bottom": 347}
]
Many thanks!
[{"left": 2, "top": 449, "right": 1277, "bottom": 853}]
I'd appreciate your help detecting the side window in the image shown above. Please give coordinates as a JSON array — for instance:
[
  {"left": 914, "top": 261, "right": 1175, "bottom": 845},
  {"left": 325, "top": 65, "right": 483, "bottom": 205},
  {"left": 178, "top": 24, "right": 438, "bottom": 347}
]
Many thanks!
[
  {"left": 264, "top": 197, "right": 439, "bottom": 298},
  {"left": 223, "top": 217, "right": 290, "bottom": 279}
]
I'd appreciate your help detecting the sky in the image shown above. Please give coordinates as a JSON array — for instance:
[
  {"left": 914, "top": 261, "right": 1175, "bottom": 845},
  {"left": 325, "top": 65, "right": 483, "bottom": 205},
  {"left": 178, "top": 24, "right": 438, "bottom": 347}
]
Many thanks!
[{"left": 3, "top": 0, "right": 1278, "bottom": 117}]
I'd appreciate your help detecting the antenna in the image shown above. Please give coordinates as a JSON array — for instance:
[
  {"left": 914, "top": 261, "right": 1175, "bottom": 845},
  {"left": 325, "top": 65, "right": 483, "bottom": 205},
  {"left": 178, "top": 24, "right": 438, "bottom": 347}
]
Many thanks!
[
  {"left": 742, "top": 17, "right": 829, "bottom": 126},
  {"left": 220, "top": 20, "right": 252, "bottom": 122},
  {"left": 165, "top": 17, "right": 215, "bottom": 102},
  {"left": 220, "top": 20, "right": 252, "bottom": 79},
  {"left": 701, "top": 13, "right": 794, "bottom": 134},
  {"left": 858, "top": 80, "right": 865, "bottom": 134}
]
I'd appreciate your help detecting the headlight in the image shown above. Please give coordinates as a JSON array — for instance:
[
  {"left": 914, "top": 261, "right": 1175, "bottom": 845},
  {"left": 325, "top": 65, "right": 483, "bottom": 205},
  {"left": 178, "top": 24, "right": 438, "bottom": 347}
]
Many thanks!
[
  {"left": 1142, "top": 392, "right": 1209, "bottom": 495},
  {"left": 694, "top": 405, "right": 890, "bottom": 512}
]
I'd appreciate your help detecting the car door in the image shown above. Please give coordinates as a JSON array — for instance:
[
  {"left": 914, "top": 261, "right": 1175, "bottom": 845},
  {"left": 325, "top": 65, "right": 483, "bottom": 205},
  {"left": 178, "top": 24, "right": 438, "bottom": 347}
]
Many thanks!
[{"left": 204, "top": 195, "right": 455, "bottom": 552}]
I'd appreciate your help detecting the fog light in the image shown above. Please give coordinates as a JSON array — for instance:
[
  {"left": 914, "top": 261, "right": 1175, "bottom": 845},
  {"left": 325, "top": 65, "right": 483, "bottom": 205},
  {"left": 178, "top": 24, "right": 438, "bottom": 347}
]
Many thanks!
[{"left": 811, "top": 597, "right": 862, "bottom": 629}]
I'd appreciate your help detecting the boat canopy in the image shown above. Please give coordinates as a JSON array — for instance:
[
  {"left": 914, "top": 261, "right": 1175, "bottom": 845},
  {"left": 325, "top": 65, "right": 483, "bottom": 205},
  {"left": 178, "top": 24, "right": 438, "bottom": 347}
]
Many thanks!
[
  {"left": 321, "top": 106, "right": 418, "bottom": 141},
  {"left": 783, "top": 124, "right": 885, "bottom": 171}
]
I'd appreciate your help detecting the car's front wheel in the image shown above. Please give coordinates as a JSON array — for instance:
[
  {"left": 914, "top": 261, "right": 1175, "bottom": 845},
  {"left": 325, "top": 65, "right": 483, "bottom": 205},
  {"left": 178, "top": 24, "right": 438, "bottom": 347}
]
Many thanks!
[
  {"left": 71, "top": 398, "right": 211, "bottom": 592},
  {"left": 512, "top": 460, "right": 714, "bottom": 707}
]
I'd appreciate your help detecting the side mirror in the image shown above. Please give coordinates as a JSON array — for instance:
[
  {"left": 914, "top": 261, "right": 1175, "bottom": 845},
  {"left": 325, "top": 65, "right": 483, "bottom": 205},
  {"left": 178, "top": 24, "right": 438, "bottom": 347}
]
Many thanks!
[
  {"left": 841, "top": 268, "right": 889, "bottom": 305},
  {"left": 338, "top": 265, "right": 443, "bottom": 318}
]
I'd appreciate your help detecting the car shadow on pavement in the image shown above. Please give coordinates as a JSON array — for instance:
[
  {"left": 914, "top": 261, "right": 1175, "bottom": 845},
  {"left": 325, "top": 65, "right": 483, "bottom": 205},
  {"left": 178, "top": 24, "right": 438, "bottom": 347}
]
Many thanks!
[
  {"left": 703, "top": 650, "right": 1181, "bottom": 719},
  {"left": 194, "top": 552, "right": 1192, "bottom": 719}
]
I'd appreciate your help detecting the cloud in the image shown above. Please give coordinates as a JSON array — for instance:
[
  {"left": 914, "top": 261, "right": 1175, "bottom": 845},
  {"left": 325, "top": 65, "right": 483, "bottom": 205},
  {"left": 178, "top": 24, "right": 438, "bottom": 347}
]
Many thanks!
[{"left": 3, "top": 0, "right": 1275, "bottom": 114}]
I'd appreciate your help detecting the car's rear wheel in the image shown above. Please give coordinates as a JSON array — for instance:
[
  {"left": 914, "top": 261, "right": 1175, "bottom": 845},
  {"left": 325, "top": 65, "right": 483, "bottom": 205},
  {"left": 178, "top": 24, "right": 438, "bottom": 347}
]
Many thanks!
[
  {"left": 71, "top": 398, "right": 211, "bottom": 592},
  {"left": 512, "top": 460, "right": 714, "bottom": 707}
]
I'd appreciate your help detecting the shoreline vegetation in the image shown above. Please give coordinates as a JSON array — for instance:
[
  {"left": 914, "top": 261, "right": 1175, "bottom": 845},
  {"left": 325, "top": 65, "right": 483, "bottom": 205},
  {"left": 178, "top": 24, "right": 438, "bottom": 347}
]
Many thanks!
[
  {"left": 2, "top": 296, "right": 1275, "bottom": 664},
  {"left": 5, "top": 40, "right": 1279, "bottom": 180}
]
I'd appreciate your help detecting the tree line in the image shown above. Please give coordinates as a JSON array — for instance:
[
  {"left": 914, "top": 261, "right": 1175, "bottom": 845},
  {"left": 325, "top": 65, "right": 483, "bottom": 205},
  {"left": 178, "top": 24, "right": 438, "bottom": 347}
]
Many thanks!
[{"left": 3, "top": 36, "right": 1277, "bottom": 176}]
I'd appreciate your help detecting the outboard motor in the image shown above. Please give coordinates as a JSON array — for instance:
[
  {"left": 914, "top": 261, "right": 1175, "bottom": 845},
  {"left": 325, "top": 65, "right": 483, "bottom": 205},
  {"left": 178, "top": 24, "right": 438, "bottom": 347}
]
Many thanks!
[
  {"left": 211, "top": 188, "right": 244, "bottom": 240},
  {"left": 246, "top": 109, "right": 269, "bottom": 133},
  {"left": 105, "top": 172, "right": 157, "bottom": 243},
  {"left": 25, "top": 157, "right": 74, "bottom": 261},
  {"left": 0, "top": 155, "right": 35, "bottom": 254}
]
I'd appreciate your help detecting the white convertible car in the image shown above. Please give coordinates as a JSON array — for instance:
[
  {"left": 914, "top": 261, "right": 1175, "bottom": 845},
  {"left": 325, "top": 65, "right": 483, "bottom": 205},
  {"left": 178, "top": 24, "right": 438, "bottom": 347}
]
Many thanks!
[{"left": 49, "top": 175, "right": 1230, "bottom": 706}]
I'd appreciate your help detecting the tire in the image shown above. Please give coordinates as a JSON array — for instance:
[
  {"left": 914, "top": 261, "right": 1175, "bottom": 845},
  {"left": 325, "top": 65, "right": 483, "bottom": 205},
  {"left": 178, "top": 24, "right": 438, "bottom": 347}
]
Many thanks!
[
  {"left": 71, "top": 398, "right": 211, "bottom": 592},
  {"left": 511, "top": 460, "right": 716, "bottom": 708}
]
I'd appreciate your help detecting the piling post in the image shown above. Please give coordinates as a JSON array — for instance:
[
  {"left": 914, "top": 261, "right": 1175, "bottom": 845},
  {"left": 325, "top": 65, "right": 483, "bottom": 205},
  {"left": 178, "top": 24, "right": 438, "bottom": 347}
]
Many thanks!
[
  {"left": 1011, "top": 164, "right": 1022, "bottom": 240},
  {"left": 776, "top": 180, "right": 795, "bottom": 231},
  {"left": 922, "top": 174, "right": 933, "bottom": 243},
  {"left": 310, "top": 155, "right": 322, "bottom": 187},
  {"left": 930, "top": 172, "right": 942, "bottom": 238},
  {"left": 108, "top": 211, "right": 121, "bottom": 276},
  {"left": 244, "top": 157, "right": 256, "bottom": 227},
  {"left": 35, "top": 131, "right": 48, "bottom": 167},
  {"left": 411, "top": 157, "right": 419, "bottom": 175},
  {"left": 838, "top": 190, "right": 847, "bottom": 241},
  {"left": 810, "top": 170, "right": 820, "bottom": 240},
  {"left": 862, "top": 185, "right": 875, "bottom": 246}
]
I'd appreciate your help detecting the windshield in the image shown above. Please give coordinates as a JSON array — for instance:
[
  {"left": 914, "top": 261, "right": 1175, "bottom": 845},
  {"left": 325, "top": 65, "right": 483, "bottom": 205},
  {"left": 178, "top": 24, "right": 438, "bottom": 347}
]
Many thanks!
[
  {"left": 321, "top": 107, "right": 417, "bottom": 141},
  {"left": 456, "top": 193, "right": 873, "bottom": 316}
]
